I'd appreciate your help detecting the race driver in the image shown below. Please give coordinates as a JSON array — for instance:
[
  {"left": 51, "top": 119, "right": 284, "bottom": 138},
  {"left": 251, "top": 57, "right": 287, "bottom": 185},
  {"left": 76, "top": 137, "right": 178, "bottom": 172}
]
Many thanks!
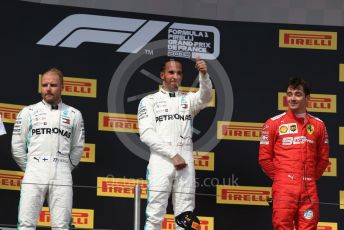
[
  {"left": 12, "top": 68, "right": 85, "bottom": 229},
  {"left": 259, "top": 77, "right": 329, "bottom": 229},
  {"left": 138, "top": 57, "right": 212, "bottom": 230}
]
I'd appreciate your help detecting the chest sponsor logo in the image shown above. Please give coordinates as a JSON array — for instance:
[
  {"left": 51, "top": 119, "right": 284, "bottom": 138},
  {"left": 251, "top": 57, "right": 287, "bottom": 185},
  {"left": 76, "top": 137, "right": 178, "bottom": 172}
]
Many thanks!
[
  {"left": 156, "top": 114, "right": 191, "bottom": 122},
  {"left": 32, "top": 127, "right": 71, "bottom": 138},
  {"left": 279, "top": 123, "right": 298, "bottom": 135},
  {"left": 99, "top": 112, "right": 138, "bottom": 133},
  {"left": 279, "top": 125, "right": 288, "bottom": 134},
  {"left": 279, "top": 29, "right": 337, "bottom": 50},
  {"left": 0, "top": 170, "right": 23, "bottom": 190},
  {"left": 152, "top": 100, "right": 168, "bottom": 114},
  {"left": 217, "top": 121, "right": 263, "bottom": 141},
  {"left": 181, "top": 103, "right": 188, "bottom": 109},
  {"left": 282, "top": 136, "right": 315, "bottom": 145},
  {"left": 38, "top": 207, "right": 94, "bottom": 228},
  {"left": 97, "top": 177, "right": 147, "bottom": 199},
  {"left": 62, "top": 116, "right": 70, "bottom": 125},
  {"left": 217, "top": 185, "right": 271, "bottom": 206},
  {"left": 162, "top": 214, "right": 214, "bottom": 230}
]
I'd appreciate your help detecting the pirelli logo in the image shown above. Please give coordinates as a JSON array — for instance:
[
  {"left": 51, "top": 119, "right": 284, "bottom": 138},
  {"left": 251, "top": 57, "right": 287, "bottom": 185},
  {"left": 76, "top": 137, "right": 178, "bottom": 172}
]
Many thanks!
[
  {"left": 0, "top": 103, "right": 24, "bottom": 123},
  {"left": 323, "top": 158, "right": 337, "bottom": 177},
  {"left": 162, "top": 214, "right": 214, "bottom": 230},
  {"left": 340, "top": 127, "right": 344, "bottom": 145},
  {"left": 98, "top": 112, "right": 138, "bottom": 133},
  {"left": 0, "top": 170, "right": 23, "bottom": 190},
  {"left": 193, "top": 152, "right": 214, "bottom": 171},
  {"left": 38, "top": 207, "right": 94, "bottom": 228},
  {"left": 39, "top": 75, "right": 97, "bottom": 98},
  {"left": 340, "top": 190, "right": 344, "bottom": 209},
  {"left": 80, "top": 143, "right": 96, "bottom": 163},
  {"left": 339, "top": 64, "right": 344, "bottom": 82},
  {"left": 217, "top": 185, "right": 271, "bottom": 206},
  {"left": 317, "top": 222, "right": 338, "bottom": 230},
  {"left": 217, "top": 121, "right": 263, "bottom": 141},
  {"left": 97, "top": 177, "right": 147, "bottom": 199},
  {"left": 278, "top": 92, "right": 336, "bottom": 113},
  {"left": 279, "top": 29, "right": 337, "bottom": 50}
]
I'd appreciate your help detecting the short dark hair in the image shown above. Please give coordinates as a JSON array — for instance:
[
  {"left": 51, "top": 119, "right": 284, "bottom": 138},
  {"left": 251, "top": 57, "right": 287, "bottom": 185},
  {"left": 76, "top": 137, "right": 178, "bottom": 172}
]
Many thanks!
[
  {"left": 288, "top": 77, "right": 310, "bottom": 96},
  {"left": 160, "top": 58, "right": 183, "bottom": 72},
  {"left": 42, "top": 68, "right": 64, "bottom": 85}
]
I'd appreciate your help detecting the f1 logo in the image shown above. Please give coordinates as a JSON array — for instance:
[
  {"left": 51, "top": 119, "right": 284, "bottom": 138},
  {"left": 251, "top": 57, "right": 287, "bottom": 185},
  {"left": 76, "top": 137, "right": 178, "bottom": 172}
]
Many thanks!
[
  {"left": 37, "top": 14, "right": 168, "bottom": 53},
  {"left": 37, "top": 14, "right": 220, "bottom": 59}
]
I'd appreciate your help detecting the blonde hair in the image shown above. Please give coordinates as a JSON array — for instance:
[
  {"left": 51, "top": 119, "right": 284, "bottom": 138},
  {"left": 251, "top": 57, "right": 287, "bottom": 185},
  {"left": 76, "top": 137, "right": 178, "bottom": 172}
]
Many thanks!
[{"left": 42, "top": 68, "right": 64, "bottom": 85}]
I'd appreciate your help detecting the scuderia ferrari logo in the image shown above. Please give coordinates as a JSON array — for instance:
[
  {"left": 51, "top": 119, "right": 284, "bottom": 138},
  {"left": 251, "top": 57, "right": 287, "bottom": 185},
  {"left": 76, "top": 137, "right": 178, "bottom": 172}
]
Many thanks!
[{"left": 306, "top": 124, "right": 314, "bottom": 135}]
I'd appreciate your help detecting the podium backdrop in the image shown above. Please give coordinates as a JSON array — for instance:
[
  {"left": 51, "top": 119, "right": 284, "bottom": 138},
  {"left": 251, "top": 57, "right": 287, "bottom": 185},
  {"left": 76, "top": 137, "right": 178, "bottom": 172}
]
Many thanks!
[{"left": 0, "top": 1, "right": 342, "bottom": 229}]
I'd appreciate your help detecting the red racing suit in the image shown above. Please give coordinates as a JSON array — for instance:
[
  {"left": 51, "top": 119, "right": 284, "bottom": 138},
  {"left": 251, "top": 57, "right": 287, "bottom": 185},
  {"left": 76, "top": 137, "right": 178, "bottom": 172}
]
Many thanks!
[{"left": 259, "top": 109, "right": 329, "bottom": 230}]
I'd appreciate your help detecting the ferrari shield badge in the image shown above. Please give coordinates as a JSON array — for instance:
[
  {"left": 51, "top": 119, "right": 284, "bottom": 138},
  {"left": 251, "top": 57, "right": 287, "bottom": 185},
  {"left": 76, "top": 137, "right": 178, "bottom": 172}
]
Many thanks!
[{"left": 306, "top": 124, "right": 314, "bottom": 135}]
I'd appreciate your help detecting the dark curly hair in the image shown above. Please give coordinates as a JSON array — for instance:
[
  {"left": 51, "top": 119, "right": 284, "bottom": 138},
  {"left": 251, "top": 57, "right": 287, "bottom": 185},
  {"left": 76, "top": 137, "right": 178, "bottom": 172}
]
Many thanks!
[{"left": 288, "top": 77, "right": 310, "bottom": 96}]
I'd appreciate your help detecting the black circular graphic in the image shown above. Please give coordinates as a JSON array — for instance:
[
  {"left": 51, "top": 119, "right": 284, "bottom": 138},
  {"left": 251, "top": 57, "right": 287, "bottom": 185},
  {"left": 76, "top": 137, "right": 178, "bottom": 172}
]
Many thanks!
[{"left": 107, "top": 40, "right": 233, "bottom": 161}]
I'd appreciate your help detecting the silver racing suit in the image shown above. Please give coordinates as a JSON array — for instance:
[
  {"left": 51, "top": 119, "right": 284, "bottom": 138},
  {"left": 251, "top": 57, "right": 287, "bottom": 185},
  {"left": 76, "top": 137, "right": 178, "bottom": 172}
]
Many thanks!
[
  {"left": 12, "top": 100, "right": 85, "bottom": 230},
  {"left": 138, "top": 73, "right": 212, "bottom": 230}
]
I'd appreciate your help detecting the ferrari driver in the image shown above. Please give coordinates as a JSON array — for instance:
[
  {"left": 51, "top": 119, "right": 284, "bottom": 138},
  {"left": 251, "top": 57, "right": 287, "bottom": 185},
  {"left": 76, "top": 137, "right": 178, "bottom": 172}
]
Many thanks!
[{"left": 259, "top": 77, "right": 329, "bottom": 229}]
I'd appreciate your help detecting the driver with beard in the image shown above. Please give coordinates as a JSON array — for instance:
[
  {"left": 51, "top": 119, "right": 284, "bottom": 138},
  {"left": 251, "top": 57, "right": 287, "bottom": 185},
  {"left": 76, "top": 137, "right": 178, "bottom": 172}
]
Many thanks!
[{"left": 12, "top": 68, "right": 85, "bottom": 229}]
